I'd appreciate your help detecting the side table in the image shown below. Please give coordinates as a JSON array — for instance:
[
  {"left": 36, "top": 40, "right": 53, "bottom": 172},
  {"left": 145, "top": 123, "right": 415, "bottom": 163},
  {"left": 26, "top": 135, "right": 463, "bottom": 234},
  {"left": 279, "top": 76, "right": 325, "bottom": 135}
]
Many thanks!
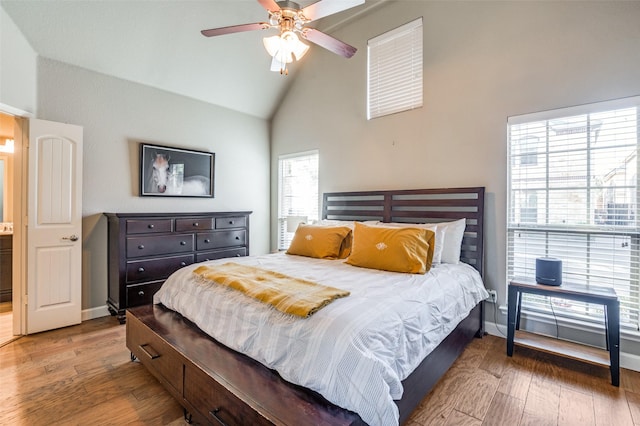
[{"left": 506, "top": 279, "right": 620, "bottom": 386}]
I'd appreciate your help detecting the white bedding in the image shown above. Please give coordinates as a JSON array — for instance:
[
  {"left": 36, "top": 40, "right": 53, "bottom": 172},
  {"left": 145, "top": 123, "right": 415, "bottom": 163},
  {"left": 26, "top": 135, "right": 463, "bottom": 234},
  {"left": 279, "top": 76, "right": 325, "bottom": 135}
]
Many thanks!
[{"left": 154, "top": 252, "right": 488, "bottom": 426}]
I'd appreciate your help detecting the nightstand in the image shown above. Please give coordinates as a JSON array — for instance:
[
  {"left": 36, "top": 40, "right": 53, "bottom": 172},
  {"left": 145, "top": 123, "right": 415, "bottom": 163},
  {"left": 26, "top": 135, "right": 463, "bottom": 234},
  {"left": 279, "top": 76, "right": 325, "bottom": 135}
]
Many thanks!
[{"left": 506, "top": 279, "right": 620, "bottom": 386}]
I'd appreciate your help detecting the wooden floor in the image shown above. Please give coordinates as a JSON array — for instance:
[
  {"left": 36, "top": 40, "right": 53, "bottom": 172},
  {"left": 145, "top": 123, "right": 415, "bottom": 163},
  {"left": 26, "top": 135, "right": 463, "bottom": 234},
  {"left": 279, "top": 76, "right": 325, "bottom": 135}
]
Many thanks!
[
  {"left": 1, "top": 317, "right": 640, "bottom": 426},
  {"left": 0, "top": 301, "right": 16, "bottom": 347}
]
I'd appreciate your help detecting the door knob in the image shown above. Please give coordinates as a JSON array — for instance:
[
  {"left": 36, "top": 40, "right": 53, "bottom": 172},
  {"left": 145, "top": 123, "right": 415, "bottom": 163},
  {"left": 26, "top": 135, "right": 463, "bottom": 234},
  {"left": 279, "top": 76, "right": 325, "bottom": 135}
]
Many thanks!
[{"left": 62, "top": 234, "right": 79, "bottom": 242}]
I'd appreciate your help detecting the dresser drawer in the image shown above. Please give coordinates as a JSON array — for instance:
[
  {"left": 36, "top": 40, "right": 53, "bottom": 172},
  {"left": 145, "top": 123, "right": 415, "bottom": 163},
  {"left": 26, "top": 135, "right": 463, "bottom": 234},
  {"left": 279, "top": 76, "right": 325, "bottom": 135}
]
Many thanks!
[
  {"left": 175, "top": 218, "right": 215, "bottom": 232},
  {"left": 127, "top": 234, "right": 194, "bottom": 258},
  {"left": 126, "top": 254, "right": 194, "bottom": 283},
  {"left": 0, "top": 235, "right": 12, "bottom": 250},
  {"left": 126, "top": 281, "right": 164, "bottom": 307},
  {"left": 197, "top": 230, "right": 246, "bottom": 250},
  {"left": 196, "top": 247, "right": 246, "bottom": 263},
  {"left": 126, "top": 219, "right": 172, "bottom": 234},
  {"left": 127, "top": 313, "right": 184, "bottom": 397},
  {"left": 216, "top": 216, "right": 247, "bottom": 229},
  {"left": 184, "top": 364, "right": 272, "bottom": 426}
]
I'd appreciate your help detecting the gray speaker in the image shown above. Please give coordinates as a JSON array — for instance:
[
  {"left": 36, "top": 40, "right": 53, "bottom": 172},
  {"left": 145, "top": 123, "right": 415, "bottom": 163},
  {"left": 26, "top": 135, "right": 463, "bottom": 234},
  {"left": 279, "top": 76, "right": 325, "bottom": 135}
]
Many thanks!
[{"left": 536, "top": 257, "right": 562, "bottom": 286}]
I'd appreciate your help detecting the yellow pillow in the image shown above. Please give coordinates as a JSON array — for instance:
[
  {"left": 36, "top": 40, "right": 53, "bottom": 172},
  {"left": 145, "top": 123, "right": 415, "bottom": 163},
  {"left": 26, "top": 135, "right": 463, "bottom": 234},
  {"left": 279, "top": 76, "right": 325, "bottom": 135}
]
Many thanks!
[
  {"left": 287, "top": 224, "right": 353, "bottom": 259},
  {"left": 346, "top": 222, "right": 435, "bottom": 274}
]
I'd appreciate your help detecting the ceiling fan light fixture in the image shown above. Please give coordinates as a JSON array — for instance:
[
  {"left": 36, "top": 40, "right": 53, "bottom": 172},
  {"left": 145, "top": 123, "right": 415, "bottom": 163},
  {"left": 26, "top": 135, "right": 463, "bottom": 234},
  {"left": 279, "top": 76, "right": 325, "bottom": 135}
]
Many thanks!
[
  {"left": 291, "top": 38, "right": 309, "bottom": 60},
  {"left": 269, "top": 11, "right": 282, "bottom": 26},
  {"left": 263, "top": 35, "right": 282, "bottom": 57},
  {"left": 270, "top": 55, "right": 289, "bottom": 75},
  {"left": 280, "top": 30, "right": 309, "bottom": 60},
  {"left": 270, "top": 55, "right": 284, "bottom": 71},
  {"left": 263, "top": 30, "right": 309, "bottom": 73}
]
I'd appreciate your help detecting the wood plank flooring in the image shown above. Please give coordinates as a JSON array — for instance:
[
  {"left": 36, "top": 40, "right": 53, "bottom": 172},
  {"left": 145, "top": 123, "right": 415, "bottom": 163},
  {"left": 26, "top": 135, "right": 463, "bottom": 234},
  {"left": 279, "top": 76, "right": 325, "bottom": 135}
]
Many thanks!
[
  {"left": 409, "top": 333, "right": 640, "bottom": 426},
  {"left": 0, "top": 301, "right": 16, "bottom": 347},
  {"left": 2, "top": 315, "right": 640, "bottom": 425}
]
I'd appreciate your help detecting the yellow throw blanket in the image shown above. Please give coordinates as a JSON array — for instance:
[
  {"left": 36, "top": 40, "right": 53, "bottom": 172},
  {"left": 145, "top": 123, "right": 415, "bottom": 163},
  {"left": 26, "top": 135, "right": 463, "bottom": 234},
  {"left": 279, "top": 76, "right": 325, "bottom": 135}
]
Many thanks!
[{"left": 192, "top": 263, "right": 350, "bottom": 318}]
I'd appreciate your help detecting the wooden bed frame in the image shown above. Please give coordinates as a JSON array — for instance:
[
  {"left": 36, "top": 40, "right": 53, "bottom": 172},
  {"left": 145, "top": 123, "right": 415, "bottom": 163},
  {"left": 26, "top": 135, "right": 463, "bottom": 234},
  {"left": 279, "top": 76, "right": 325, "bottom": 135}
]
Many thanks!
[{"left": 126, "top": 187, "right": 485, "bottom": 425}]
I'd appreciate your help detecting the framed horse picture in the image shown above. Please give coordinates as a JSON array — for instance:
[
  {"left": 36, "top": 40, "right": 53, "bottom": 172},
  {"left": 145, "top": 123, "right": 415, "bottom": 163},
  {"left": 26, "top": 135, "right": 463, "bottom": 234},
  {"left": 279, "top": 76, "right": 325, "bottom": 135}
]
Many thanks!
[{"left": 140, "top": 143, "right": 214, "bottom": 197}]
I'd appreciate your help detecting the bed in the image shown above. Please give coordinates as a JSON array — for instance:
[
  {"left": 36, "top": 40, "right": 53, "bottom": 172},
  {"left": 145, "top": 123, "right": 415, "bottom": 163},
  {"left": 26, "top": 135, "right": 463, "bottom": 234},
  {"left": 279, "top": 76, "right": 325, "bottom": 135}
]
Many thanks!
[{"left": 126, "top": 187, "right": 487, "bottom": 425}]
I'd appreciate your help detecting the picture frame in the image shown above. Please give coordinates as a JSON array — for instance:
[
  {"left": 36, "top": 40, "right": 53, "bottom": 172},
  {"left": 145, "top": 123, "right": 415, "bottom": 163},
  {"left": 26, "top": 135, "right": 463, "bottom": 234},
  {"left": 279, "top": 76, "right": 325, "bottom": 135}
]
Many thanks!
[{"left": 140, "top": 143, "right": 214, "bottom": 197}]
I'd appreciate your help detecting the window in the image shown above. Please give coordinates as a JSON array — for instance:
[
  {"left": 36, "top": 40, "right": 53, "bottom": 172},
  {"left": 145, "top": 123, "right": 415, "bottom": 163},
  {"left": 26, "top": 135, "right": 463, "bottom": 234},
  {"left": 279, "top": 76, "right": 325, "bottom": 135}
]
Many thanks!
[
  {"left": 278, "top": 151, "right": 319, "bottom": 250},
  {"left": 367, "top": 17, "right": 423, "bottom": 120},
  {"left": 507, "top": 97, "right": 640, "bottom": 330}
]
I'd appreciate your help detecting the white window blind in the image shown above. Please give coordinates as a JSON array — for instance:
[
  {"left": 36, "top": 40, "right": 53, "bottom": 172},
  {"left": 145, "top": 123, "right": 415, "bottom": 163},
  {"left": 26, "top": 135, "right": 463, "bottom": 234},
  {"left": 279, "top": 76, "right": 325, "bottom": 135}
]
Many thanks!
[
  {"left": 507, "top": 97, "right": 640, "bottom": 330},
  {"left": 367, "top": 17, "right": 423, "bottom": 120},
  {"left": 278, "top": 151, "right": 319, "bottom": 250}
]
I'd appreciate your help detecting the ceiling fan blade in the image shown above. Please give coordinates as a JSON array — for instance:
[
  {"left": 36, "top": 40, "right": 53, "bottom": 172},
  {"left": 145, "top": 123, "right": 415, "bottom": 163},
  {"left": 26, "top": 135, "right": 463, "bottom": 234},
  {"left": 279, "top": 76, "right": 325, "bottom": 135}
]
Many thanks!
[
  {"left": 301, "top": 0, "right": 365, "bottom": 22},
  {"left": 301, "top": 28, "right": 357, "bottom": 58},
  {"left": 257, "top": 0, "right": 281, "bottom": 13},
  {"left": 201, "top": 22, "right": 270, "bottom": 37}
]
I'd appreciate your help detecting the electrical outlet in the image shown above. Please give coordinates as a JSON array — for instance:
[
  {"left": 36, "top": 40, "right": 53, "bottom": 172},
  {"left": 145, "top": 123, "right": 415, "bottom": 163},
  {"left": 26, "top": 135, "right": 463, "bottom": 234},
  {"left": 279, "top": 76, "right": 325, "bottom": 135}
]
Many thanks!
[{"left": 486, "top": 289, "right": 498, "bottom": 304}]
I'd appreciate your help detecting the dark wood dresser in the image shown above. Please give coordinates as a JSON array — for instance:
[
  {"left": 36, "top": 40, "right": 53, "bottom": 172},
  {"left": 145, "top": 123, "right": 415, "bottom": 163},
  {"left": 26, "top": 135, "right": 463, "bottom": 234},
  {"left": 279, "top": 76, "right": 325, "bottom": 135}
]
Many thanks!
[
  {"left": 105, "top": 211, "right": 251, "bottom": 323},
  {"left": 0, "top": 234, "right": 12, "bottom": 303}
]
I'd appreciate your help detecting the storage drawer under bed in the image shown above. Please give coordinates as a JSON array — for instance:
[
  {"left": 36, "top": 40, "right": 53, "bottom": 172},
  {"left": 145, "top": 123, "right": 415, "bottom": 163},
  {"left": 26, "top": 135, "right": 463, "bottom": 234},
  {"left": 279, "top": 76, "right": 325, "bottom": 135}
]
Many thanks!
[
  {"left": 184, "top": 364, "right": 272, "bottom": 426},
  {"left": 126, "top": 312, "right": 184, "bottom": 398}
]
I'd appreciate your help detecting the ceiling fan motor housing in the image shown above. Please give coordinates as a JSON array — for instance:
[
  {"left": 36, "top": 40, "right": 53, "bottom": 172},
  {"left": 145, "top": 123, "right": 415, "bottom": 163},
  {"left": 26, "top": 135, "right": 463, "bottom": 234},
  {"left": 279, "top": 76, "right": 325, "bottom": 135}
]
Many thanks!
[
  {"left": 276, "top": 1, "right": 302, "bottom": 13},
  {"left": 273, "top": 1, "right": 308, "bottom": 31}
]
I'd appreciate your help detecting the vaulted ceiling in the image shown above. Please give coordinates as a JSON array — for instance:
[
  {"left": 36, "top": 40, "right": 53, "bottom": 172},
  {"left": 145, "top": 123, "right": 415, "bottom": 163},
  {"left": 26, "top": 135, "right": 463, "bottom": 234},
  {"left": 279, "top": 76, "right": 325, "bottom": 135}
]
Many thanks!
[{"left": 2, "top": 0, "right": 386, "bottom": 119}]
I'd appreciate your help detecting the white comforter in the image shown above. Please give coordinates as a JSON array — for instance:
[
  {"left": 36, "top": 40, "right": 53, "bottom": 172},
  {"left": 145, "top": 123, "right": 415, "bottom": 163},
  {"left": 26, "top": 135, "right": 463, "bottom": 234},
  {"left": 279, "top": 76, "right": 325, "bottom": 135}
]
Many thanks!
[{"left": 154, "top": 253, "right": 488, "bottom": 426}]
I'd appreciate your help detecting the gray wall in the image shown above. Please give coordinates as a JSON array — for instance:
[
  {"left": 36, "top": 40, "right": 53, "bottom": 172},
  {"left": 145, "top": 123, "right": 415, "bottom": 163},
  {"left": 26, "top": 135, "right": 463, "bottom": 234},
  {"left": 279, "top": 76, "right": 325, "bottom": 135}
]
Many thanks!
[
  {"left": 0, "top": 5, "right": 36, "bottom": 114},
  {"left": 271, "top": 1, "right": 640, "bottom": 346},
  {"left": 37, "top": 58, "right": 270, "bottom": 310}
]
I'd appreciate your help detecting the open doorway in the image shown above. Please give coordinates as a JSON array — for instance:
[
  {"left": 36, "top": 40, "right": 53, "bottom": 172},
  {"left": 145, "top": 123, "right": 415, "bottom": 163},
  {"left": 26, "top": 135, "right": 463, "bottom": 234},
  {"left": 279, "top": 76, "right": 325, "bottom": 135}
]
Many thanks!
[{"left": 0, "top": 112, "right": 16, "bottom": 346}]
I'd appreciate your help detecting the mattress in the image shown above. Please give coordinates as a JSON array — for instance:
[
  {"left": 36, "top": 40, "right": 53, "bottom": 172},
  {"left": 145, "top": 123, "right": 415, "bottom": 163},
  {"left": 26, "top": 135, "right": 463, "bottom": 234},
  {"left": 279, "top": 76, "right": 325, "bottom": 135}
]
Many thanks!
[{"left": 154, "top": 252, "right": 488, "bottom": 426}]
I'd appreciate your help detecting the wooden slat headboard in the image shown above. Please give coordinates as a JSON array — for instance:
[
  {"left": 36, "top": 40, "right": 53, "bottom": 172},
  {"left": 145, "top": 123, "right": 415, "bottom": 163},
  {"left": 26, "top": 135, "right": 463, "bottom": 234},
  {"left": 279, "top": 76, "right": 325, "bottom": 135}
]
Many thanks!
[{"left": 322, "top": 187, "right": 485, "bottom": 277}]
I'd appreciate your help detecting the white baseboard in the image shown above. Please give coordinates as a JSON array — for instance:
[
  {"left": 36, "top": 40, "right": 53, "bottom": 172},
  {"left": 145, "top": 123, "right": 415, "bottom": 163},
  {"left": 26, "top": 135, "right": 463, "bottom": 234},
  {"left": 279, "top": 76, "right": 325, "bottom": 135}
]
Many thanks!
[
  {"left": 484, "top": 319, "right": 640, "bottom": 373},
  {"left": 621, "top": 352, "right": 640, "bottom": 373},
  {"left": 81, "top": 305, "right": 111, "bottom": 321}
]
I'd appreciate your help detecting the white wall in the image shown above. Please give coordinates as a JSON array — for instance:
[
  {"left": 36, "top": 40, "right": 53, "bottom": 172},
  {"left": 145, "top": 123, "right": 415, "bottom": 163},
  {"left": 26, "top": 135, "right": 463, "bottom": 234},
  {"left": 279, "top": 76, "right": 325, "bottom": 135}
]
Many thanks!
[
  {"left": 37, "top": 58, "right": 270, "bottom": 310},
  {"left": 272, "top": 2, "right": 640, "bottom": 325},
  {"left": 0, "top": 5, "right": 36, "bottom": 114}
]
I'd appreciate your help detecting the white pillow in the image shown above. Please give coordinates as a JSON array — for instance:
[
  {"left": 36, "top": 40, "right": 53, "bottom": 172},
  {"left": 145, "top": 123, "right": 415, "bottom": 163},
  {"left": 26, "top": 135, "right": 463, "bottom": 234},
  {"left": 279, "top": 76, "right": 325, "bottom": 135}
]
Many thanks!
[
  {"left": 371, "top": 222, "right": 445, "bottom": 264},
  {"left": 436, "top": 218, "right": 466, "bottom": 264},
  {"left": 315, "top": 219, "right": 380, "bottom": 230},
  {"left": 429, "top": 225, "right": 445, "bottom": 264},
  {"left": 315, "top": 219, "right": 356, "bottom": 229}
]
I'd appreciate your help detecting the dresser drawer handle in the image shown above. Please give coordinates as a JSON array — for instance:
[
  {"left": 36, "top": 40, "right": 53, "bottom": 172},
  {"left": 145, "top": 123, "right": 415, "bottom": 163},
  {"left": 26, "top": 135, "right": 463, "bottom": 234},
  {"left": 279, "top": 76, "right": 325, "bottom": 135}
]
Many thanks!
[
  {"left": 204, "top": 239, "right": 210, "bottom": 243},
  {"left": 180, "top": 262, "right": 186, "bottom": 266},
  {"left": 229, "top": 220, "right": 234, "bottom": 225},
  {"left": 209, "top": 408, "right": 228, "bottom": 426},
  {"left": 139, "top": 343, "right": 160, "bottom": 360},
  {"left": 138, "top": 244, "right": 145, "bottom": 250},
  {"left": 235, "top": 253, "right": 241, "bottom": 257},
  {"left": 193, "top": 222, "right": 199, "bottom": 227},
  {"left": 180, "top": 241, "right": 187, "bottom": 246},
  {"left": 148, "top": 224, "right": 154, "bottom": 229},
  {"left": 235, "top": 236, "right": 240, "bottom": 240},
  {"left": 138, "top": 267, "right": 145, "bottom": 273},
  {"left": 138, "top": 290, "right": 145, "bottom": 296}
]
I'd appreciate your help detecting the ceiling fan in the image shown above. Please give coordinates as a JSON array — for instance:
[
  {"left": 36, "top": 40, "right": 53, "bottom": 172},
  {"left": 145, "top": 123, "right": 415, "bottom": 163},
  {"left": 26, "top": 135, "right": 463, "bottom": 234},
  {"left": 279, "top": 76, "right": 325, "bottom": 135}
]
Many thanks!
[{"left": 201, "top": 0, "right": 365, "bottom": 75}]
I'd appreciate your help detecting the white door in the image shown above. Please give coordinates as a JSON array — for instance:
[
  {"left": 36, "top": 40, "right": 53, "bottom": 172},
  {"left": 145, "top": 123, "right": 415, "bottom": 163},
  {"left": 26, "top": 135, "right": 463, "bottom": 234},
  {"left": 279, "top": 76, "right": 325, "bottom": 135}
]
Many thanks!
[{"left": 27, "top": 119, "right": 83, "bottom": 333}]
